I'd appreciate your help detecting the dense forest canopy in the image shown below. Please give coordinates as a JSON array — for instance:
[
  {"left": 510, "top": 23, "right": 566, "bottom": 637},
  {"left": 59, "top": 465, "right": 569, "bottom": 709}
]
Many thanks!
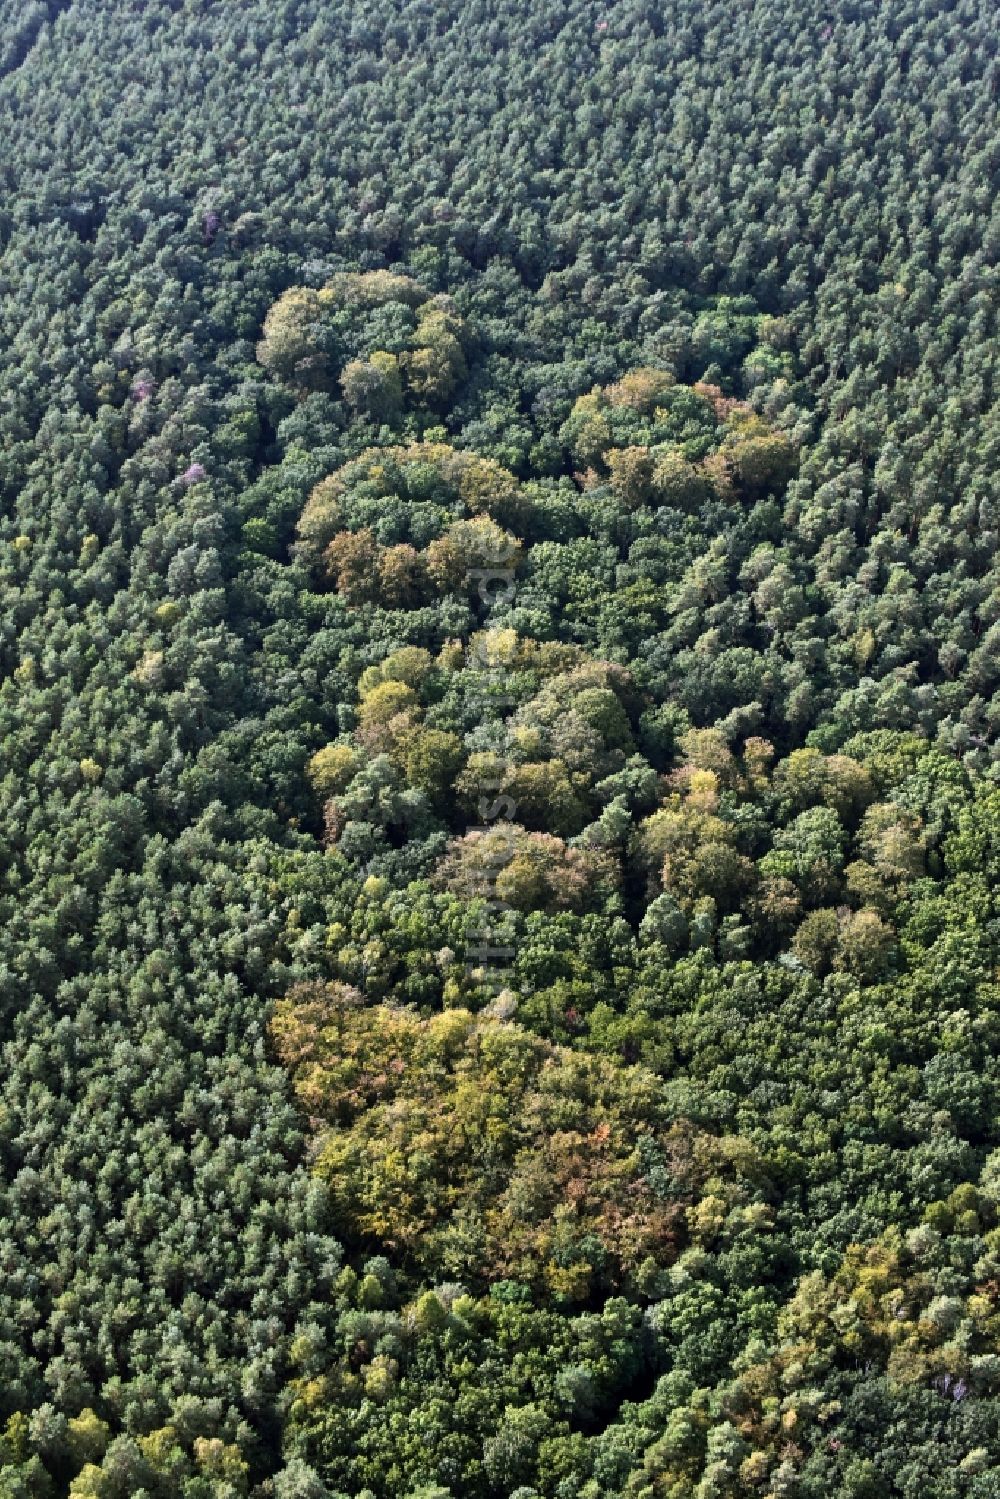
[{"left": 0, "top": 0, "right": 998, "bottom": 1495}]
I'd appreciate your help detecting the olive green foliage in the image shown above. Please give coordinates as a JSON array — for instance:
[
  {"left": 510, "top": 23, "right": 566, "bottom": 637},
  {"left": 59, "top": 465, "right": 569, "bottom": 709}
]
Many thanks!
[
  {"left": 271, "top": 987, "right": 767, "bottom": 1296},
  {"left": 1, "top": 0, "right": 999, "bottom": 1496},
  {"left": 258, "top": 273, "right": 467, "bottom": 408}
]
